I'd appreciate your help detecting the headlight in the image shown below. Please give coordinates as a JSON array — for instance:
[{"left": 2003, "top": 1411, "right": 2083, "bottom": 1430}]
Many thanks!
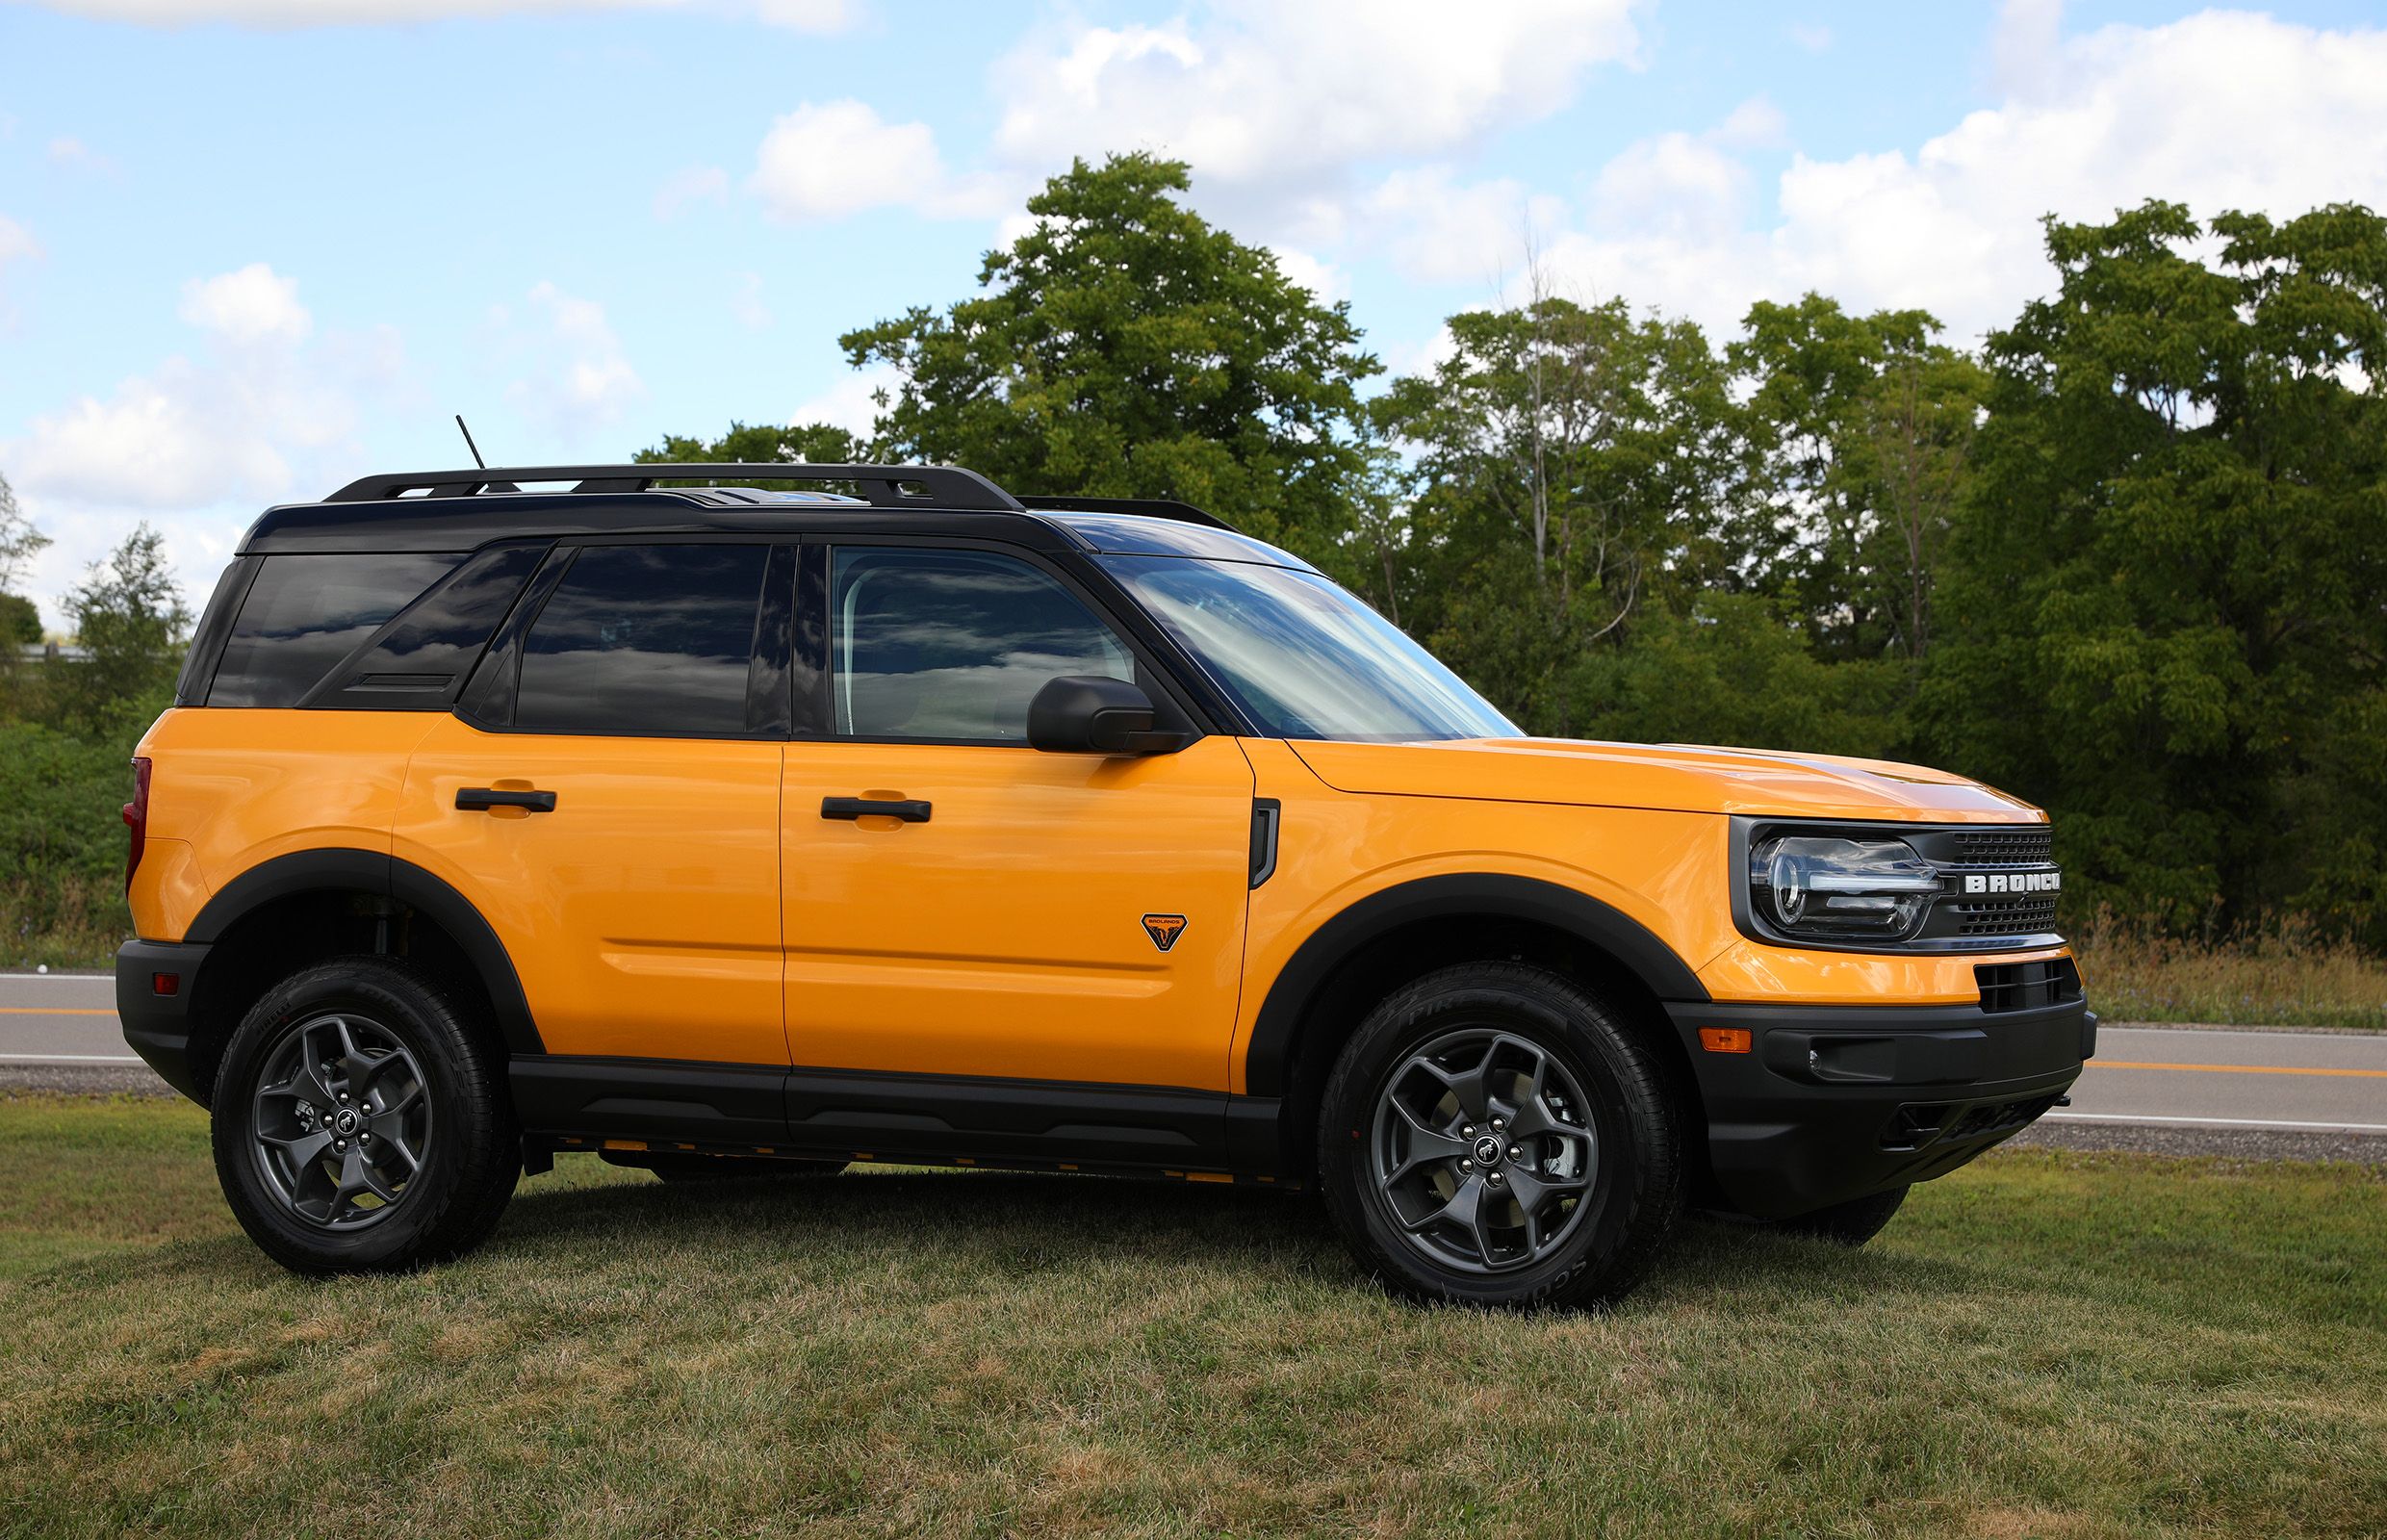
[{"left": 1749, "top": 834, "right": 1940, "bottom": 941}]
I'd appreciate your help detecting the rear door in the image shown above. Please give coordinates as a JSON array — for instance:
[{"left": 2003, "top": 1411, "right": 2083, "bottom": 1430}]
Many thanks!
[{"left": 395, "top": 540, "right": 792, "bottom": 1066}]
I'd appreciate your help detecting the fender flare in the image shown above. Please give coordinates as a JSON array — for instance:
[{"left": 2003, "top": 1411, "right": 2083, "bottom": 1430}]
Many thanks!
[
  {"left": 185, "top": 848, "right": 543, "bottom": 1054},
  {"left": 1242, "top": 872, "right": 1708, "bottom": 1097}
]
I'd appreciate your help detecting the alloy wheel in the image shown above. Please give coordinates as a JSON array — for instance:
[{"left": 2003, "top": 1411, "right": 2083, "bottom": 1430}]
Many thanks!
[
  {"left": 1367, "top": 1028, "right": 1599, "bottom": 1272},
  {"left": 249, "top": 1013, "right": 432, "bottom": 1230}
]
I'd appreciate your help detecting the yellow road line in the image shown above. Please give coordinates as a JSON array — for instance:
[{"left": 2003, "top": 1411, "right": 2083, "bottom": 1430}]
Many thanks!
[
  {"left": 2092, "top": 1059, "right": 2387, "bottom": 1080},
  {"left": 0, "top": 1007, "right": 115, "bottom": 1015}
]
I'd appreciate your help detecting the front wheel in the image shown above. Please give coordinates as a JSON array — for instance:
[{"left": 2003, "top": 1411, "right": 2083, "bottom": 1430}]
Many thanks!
[
  {"left": 1317, "top": 962, "right": 1683, "bottom": 1310},
  {"left": 211, "top": 957, "right": 520, "bottom": 1275}
]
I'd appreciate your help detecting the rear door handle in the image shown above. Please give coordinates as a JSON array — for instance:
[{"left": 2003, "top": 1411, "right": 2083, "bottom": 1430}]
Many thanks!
[
  {"left": 457, "top": 787, "right": 557, "bottom": 812},
  {"left": 821, "top": 796, "right": 932, "bottom": 824}
]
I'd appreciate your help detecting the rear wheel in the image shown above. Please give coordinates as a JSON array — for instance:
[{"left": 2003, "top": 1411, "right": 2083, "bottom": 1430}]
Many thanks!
[
  {"left": 1317, "top": 962, "right": 1682, "bottom": 1310},
  {"left": 211, "top": 957, "right": 519, "bottom": 1275},
  {"left": 1776, "top": 1185, "right": 1909, "bottom": 1246}
]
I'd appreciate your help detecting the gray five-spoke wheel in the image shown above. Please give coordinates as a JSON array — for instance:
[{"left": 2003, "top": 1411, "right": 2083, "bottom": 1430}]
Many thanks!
[
  {"left": 250, "top": 1013, "right": 431, "bottom": 1230},
  {"left": 1369, "top": 1028, "right": 1599, "bottom": 1273}
]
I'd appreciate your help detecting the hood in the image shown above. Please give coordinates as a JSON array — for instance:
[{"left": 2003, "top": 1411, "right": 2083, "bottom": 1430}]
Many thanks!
[{"left": 1287, "top": 737, "right": 2041, "bottom": 824}]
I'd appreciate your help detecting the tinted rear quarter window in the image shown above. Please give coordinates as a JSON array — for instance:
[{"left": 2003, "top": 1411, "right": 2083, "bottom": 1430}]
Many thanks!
[
  {"left": 514, "top": 543, "right": 771, "bottom": 736},
  {"left": 208, "top": 552, "right": 465, "bottom": 707}
]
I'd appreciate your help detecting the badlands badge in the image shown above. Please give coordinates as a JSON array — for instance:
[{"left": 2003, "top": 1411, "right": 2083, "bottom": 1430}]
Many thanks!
[{"left": 1141, "top": 914, "right": 1189, "bottom": 952}]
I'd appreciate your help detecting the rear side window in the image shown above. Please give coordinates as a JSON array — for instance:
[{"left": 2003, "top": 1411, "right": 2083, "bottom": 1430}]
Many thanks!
[
  {"left": 304, "top": 544, "right": 545, "bottom": 710},
  {"left": 514, "top": 543, "right": 771, "bottom": 736},
  {"left": 208, "top": 552, "right": 464, "bottom": 707}
]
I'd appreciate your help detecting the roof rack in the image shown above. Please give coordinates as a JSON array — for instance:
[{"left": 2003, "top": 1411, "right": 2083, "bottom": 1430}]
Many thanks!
[
  {"left": 323, "top": 462, "right": 1024, "bottom": 512},
  {"left": 1014, "top": 495, "right": 1237, "bottom": 532}
]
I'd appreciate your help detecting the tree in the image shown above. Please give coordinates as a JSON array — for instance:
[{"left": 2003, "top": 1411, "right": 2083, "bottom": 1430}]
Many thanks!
[
  {"left": 1730, "top": 296, "right": 1987, "bottom": 662},
  {"left": 837, "top": 154, "right": 1380, "bottom": 558},
  {"left": 1377, "top": 295, "right": 1740, "bottom": 734},
  {"left": 635, "top": 421, "right": 871, "bottom": 479},
  {"left": 1920, "top": 200, "right": 2387, "bottom": 937},
  {"left": 55, "top": 525, "right": 189, "bottom": 732}
]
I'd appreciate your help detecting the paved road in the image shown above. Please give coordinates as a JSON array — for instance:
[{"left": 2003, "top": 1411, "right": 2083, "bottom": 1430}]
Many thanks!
[{"left": 4, "top": 971, "right": 2382, "bottom": 1139}]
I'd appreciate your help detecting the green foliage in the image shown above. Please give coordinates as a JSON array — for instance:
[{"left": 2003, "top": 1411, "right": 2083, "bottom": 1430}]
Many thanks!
[
  {"left": 49, "top": 525, "right": 189, "bottom": 737},
  {"left": 634, "top": 420, "right": 870, "bottom": 478},
  {"left": 838, "top": 153, "right": 1379, "bottom": 559},
  {"left": 0, "top": 593, "right": 39, "bottom": 647},
  {"left": 1920, "top": 200, "right": 2387, "bottom": 941}
]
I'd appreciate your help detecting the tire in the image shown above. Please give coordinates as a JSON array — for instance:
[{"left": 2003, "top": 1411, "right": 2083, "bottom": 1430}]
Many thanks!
[
  {"left": 1317, "top": 962, "right": 1683, "bottom": 1310},
  {"left": 211, "top": 956, "right": 520, "bottom": 1275},
  {"left": 1776, "top": 1185, "right": 1909, "bottom": 1246},
  {"left": 603, "top": 1151, "right": 848, "bottom": 1183}
]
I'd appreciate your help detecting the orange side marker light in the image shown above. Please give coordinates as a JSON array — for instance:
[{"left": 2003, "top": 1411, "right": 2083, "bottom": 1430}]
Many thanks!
[{"left": 1699, "top": 1028, "right": 1753, "bottom": 1054}]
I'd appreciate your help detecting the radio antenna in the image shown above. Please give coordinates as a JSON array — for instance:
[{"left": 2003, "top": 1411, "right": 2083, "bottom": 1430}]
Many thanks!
[{"left": 454, "top": 414, "right": 488, "bottom": 470}]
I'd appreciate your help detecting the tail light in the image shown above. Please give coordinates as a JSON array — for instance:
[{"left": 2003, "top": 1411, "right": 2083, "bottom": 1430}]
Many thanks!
[{"left": 123, "top": 757, "right": 151, "bottom": 892}]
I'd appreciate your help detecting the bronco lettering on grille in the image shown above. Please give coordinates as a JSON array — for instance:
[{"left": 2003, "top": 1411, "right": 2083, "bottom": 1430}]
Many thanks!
[{"left": 1961, "top": 871, "right": 2062, "bottom": 895}]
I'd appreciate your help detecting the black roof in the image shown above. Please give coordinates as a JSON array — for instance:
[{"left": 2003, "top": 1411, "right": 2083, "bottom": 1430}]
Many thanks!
[{"left": 240, "top": 461, "right": 1308, "bottom": 569}]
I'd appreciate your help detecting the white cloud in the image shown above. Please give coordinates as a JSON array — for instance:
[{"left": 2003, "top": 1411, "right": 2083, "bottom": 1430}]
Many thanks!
[
  {"left": 178, "top": 262, "right": 311, "bottom": 345},
  {"left": 1787, "top": 22, "right": 1832, "bottom": 54},
  {"left": 749, "top": 99, "right": 1009, "bottom": 223},
  {"left": 785, "top": 364, "right": 895, "bottom": 441},
  {"left": 990, "top": 0, "right": 1643, "bottom": 197},
  {"left": 503, "top": 280, "right": 643, "bottom": 430},
  {"left": 45, "top": 136, "right": 118, "bottom": 174},
  {"left": 653, "top": 164, "right": 729, "bottom": 220},
  {"left": 0, "top": 269, "right": 410, "bottom": 626},
  {"left": 1270, "top": 246, "right": 1348, "bottom": 304},
  {"left": 1396, "top": 9, "right": 2387, "bottom": 346},
  {"left": 28, "top": 0, "right": 855, "bottom": 27}
]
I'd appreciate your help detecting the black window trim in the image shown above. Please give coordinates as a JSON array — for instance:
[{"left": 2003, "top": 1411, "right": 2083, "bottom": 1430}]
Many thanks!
[{"left": 810, "top": 533, "right": 1217, "bottom": 752}]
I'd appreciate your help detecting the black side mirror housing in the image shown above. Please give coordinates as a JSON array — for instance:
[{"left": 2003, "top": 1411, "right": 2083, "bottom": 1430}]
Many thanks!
[{"left": 1027, "top": 676, "right": 1191, "bottom": 756}]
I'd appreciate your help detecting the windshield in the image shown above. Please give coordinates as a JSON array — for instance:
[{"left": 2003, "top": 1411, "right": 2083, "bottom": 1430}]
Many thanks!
[{"left": 1098, "top": 556, "right": 1518, "bottom": 742}]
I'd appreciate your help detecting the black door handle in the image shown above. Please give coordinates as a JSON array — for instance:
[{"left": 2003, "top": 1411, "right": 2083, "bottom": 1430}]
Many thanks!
[
  {"left": 457, "top": 787, "right": 557, "bottom": 812},
  {"left": 821, "top": 796, "right": 932, "bottom": 824}
]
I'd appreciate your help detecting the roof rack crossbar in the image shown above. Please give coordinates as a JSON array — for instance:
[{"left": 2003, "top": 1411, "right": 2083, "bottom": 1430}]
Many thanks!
[{"left": 324, "top": 463, "right": 1024, "bottom": 512}]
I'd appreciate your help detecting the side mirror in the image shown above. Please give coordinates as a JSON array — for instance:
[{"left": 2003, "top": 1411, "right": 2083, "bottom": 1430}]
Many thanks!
[{"left": 1027, "top": 676, "right": 1191, "bottom": 756}]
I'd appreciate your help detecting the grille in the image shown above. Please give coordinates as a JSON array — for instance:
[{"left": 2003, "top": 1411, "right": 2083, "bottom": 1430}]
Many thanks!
[
  {"left": 1947, "top": 893, "right": 2060, "bottom": 937},
  {"left": 1948, "top": 827, "right": 2054, "bottom": 866},
  {"left": 1976, "top": 958, "right": 2083, "bottom": 1013}
]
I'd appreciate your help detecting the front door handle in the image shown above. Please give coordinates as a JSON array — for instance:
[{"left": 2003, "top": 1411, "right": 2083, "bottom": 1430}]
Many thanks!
[
  {"left": 821, "top": 796, "right": 932, "bottom": 824},
  {"left": 458, "top": 787, "right": 557, "bottom": 813}
]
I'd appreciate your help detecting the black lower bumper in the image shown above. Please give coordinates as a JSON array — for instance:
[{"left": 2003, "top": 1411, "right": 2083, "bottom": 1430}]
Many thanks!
[
  {"left": 1668, "top": 995, "right": 2095, "bottom": 1219},
  {"left": 116, "top": 938, "right": 212, "bottom": 1103}
]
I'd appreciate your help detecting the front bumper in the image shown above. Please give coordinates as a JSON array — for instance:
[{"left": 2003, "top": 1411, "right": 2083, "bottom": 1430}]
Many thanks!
[
  {"left": 1667, "top": 995, "right": 2094, "bottom": 1219},
  {"left": 116, "top": 938, "right": 212, "bottom": 1103}
]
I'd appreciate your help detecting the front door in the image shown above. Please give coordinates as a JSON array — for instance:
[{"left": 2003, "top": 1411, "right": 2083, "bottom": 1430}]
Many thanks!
[
  {"left": 780, "top": 544, "right": 1255, "bottom": 1091},
  {"left": 395, "top": 540, "right": 788, "bottom": 1066}
]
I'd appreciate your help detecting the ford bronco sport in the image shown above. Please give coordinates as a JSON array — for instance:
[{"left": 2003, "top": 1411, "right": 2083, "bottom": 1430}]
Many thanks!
[{"left": 118, "top": 461, "right": 2094, "bottom": 1308}]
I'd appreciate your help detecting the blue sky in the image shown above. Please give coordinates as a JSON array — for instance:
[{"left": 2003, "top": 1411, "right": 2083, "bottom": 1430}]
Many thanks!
[{"left": 3, "top": 0, "right": 2384, "bottom": 629}]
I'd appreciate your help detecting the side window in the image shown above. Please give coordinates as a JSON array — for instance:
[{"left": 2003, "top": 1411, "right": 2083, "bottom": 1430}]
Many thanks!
[
  {"left": 208, "top": 552, "right": 465, "bottom": 707},
  {"left": 515, "top": 543, "right": 770, "bottom": 736},
  {"left": 830, "top": 548, "right": 1135, "bottom": 743},
  {"left": 305, "top": 543, "right": 545, "bottom": 710}
]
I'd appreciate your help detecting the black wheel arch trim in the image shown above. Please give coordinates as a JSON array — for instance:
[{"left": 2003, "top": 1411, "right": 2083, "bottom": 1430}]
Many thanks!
[
  {"left": 1242, "top": 872, "right": 1709, "bottom": 1097},
  {"left": 183, "top": 847, "right": 543, "bottom": 1055}
]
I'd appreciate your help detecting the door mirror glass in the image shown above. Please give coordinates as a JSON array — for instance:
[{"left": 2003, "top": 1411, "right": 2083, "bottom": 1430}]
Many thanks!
[{"left": 1028, "top": 676, "right": 1190, "bottom": 756}]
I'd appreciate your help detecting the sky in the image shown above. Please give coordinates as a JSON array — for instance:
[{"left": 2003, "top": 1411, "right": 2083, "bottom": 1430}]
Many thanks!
[{"left": 2, "top": 0, "right": 2384, "bottom": 630}]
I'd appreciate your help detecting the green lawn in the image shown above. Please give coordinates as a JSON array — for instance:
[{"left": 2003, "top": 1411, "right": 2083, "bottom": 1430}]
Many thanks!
[{"left": 1, "top": 1095, "right": 2381, "bottom": 1540}]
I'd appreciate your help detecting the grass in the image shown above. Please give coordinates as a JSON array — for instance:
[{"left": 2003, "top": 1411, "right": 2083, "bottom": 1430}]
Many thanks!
[
  {"left": 2072, "top": 915, "right": 2387, "bottom": 1031},
  {"left": 0, "top": 878, "right": 129, "bottom": 974},
  {"left": 0, "top": 1096, "right": 2381, "bottom": 1538}
]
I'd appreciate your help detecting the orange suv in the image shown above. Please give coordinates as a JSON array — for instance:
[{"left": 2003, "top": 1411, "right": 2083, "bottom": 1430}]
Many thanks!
[{"left": 118, "top": 461, "right": 2093, "bottom": 1307}]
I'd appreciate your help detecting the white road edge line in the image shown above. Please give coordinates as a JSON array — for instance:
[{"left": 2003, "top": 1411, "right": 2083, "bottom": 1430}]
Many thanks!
[
  {"left": 0, "top": 1053, "right": 145, "bottom": 1064},
  {"left": 2042, "top": 1112, "right": 2387, "bottom": 1134}
]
